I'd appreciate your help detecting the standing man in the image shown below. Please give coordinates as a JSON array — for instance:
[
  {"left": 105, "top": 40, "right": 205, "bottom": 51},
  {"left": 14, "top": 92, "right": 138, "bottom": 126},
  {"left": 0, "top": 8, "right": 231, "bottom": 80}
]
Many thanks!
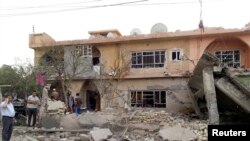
[
  {"left": 27, "top": 90, "right": 40, "bottom": 127},
  {"left": 0, "top": 94, "right": 15, "bottom": 141},
  {"left": 67, "top": 91, "right": 74, "bottom": 113},
  {"left": 75, "top": 93, "right": 82, "bottom": 116}
]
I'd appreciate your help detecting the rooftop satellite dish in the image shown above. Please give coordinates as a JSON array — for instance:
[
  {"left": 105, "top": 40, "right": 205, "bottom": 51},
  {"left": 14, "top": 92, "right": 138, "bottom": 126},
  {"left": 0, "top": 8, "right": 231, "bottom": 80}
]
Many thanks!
[
  {"left": 107, "top": 32, "right": 115, "bottom": 38},
  {"left": 130, "top": 28, "right": 142, "bottom": 35},
  {"left": 151, "top": 23, "right": 168, "bottom": 34}
]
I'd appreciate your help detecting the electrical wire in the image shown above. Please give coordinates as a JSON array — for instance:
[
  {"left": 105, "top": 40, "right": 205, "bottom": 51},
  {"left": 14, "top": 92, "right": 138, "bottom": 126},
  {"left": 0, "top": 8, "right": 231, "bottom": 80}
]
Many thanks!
[
  {"left": 0, "top": 0, "right": 148, "bottom": 17},
  {"left": 0, "top": 0, "right": 222, "bottom": 17},
  {"left": 0, "top": 0, "right": 103, "bottom": 11}
]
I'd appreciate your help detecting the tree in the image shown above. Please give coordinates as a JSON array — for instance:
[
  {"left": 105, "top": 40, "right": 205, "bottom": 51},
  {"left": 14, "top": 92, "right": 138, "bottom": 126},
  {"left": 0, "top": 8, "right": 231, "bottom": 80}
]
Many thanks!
[
  {"left": 35, "top": 46, "right": 85, "bottom": 104},
  {"left": 94, "top": 48, "right": 131, "bottom": 108},
  {"left": 0, "top": 61, "right": 41, "bottom": 98}
]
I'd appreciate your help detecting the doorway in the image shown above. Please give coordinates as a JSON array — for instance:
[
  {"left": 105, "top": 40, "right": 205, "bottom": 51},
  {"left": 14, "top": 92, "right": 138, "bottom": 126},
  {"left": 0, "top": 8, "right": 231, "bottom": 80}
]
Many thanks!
[{"left": 86, "top": 90, "right": 100, "bottom": 111}]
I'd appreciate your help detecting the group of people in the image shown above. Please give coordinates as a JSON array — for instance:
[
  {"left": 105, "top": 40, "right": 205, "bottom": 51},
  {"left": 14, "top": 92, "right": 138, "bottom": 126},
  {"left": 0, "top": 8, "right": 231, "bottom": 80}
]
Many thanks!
[
  {"left": 0, "top": 88, "right": 83, "bottom": 141},
  {"left": 0, "top": 90, "right": 39, "bottom": 141},
  {"left": 67, "top": 92, "right": 82, "bottom": 116}
]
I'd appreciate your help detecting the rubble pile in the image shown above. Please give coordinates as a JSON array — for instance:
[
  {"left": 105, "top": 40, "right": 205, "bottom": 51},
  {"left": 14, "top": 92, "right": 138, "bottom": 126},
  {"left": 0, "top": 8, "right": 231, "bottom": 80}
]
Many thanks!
[
  {"left": 10, "top": 128, "right": 89, "bottom": 141},
  {"left": 46, "top": 99, "right": 66, "bottom": 115},
  {"left": 121, "top": 110, "right": 208, "bottom": 141},
  {"left": 4, "top": 110, "right": 209, "bottom": 141}
]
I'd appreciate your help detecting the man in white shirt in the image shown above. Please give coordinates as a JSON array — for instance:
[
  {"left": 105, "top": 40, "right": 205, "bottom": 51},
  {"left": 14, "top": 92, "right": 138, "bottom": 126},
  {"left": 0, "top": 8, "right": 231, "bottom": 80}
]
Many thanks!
[
  {"left": 0, "top": 94, "right": 15, "bottom": 141},
  {"left": 27, "top": 90, "right": 40, "bottom": 127}
]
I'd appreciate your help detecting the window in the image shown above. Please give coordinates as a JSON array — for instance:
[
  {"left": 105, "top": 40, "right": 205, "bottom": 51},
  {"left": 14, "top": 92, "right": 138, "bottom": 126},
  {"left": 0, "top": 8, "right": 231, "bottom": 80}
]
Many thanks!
[
  {"left": 131, "top": 50, "right": 165, "bottom": 68},
  {"left": 74, "top": 46, "right": 83, "bottom": 56},
  {"left": 83, "top": 45, "right": 92, "bottom": 56},
  {"left": 172, "top": 50, "right": 181, "bottom": 61},
  {"left": 215, "top": 50, "right": 240, "bottom": 68},
  {"left": 74, "top": 45, "right": 92, "bottom": 57},
  {"left": 130, "top": 90, "right": 166, "bottom": 108}
]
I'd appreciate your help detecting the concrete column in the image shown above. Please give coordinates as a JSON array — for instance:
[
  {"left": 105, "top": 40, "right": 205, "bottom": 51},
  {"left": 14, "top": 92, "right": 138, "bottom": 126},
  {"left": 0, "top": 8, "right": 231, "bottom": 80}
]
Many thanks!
[{"left": 202, "top": 67, "right": 219, "bottom": 125}]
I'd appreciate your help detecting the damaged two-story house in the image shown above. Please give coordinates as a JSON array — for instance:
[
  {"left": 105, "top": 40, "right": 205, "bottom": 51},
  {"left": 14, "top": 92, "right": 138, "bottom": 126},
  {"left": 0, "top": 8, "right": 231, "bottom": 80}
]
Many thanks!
[{"left": 29, "top": 24, "right": 250, "bottom": 113}]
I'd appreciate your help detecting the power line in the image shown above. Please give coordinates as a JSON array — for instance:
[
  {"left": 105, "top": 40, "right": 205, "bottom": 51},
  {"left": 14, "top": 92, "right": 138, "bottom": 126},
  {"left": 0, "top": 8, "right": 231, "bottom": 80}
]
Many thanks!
[
  {"left": 0, "top": 0, "right": 103, "bottom": 11},
  {"left": 0, "top": 0, "right": 222, "bottom": 17},
  {"left": 0, "top": 0, "right": 148, "bottom": 17}
]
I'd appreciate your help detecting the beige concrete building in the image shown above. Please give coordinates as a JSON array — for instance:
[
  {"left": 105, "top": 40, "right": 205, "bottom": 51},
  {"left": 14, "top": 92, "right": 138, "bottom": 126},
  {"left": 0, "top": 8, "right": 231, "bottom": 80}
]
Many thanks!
[{"left": 29, "top": 25, "right": 250, "bottom": 113}]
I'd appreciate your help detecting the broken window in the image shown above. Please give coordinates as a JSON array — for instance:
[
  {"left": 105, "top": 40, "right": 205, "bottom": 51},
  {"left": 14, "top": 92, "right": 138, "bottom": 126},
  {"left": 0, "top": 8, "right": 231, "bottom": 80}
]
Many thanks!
[
  {"left": 83, "top": 45, "right": 92, "bottom": 56},
  {"left": 130, "top": 90, "right": 166, "bottom": 108},
  {"left": 215, "top": 50, "right": 240, "bottom": 68},
  {"left": 73, "top": 45, "right": 92, "bottom": 57},
  {"left": 131, "top": 50, "right": 165, "bottom": 68},
  {"left": 74, "top": 46, "right": 83, "bottom": 56},
  {"left": 41, "top": 49, "right": 64, "bottom": 65},
  {"left": 43, "top": 54, "right": 53, "bottom": 65},
  {"left": 172, "top": 50, "right": 181, "bottom": 61}
]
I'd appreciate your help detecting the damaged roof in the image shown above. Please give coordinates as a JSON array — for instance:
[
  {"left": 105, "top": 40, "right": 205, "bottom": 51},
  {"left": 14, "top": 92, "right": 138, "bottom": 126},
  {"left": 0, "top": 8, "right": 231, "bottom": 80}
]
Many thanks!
[{"left": 29, "top": 27, "right": 250, "bottom": 48}]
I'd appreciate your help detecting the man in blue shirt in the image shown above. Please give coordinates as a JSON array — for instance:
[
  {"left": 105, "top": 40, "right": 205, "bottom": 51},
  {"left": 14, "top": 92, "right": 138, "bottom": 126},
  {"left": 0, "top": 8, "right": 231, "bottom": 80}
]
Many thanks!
[{"left": 0, "top": 94, "right": 15, "bottom": 141}]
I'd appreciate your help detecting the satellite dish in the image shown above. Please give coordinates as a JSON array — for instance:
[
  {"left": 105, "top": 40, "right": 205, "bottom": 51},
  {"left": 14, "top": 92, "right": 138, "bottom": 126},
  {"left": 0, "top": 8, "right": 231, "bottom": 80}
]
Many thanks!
[
  {"left": 107, "top": 32, "right": 115, "bottom": 38},
  {"left": 151, "top": 23, "right": 168, "bottom": 34},
  {"left": 130, "top": 28, "right": 142, "bottom": 35}
]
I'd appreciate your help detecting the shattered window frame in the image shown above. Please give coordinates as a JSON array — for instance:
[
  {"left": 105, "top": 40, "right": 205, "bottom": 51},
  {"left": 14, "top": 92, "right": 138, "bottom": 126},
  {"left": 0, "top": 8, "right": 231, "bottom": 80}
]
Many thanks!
[
  {"left": 74, "top": 45, "right": 92, "bottom": 57},
  {"left": 130, "top": 90, "right": 166, "bottom": 108},
  {"left": 215, "top": 50, "right": 240, "bottom": 68},
  {"left": 131, "top": 50, "right": 165, "bottom": 68},
  {"left": 171, "top": 49, "right": 182, "bottom": 61}
]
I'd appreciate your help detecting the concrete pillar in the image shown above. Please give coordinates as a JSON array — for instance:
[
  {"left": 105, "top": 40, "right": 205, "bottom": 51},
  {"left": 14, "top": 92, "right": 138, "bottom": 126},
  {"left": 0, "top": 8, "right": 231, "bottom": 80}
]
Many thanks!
[{"left": 202, "top": 67, "right": 219, "bottom": 125}]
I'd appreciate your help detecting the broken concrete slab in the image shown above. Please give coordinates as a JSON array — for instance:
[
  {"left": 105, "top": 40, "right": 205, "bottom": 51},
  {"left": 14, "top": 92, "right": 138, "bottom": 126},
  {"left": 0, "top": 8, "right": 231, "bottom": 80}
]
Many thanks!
[
  {"left": 47, "top": 99, "right": 66, "bottom": 114},
  {"left": 25, "top": 135, "right": 39, "bottom": 141},
  {"left": 188, "top": 52, "right": 220, "bottom": 116},
  {"left": 40, "top": 115, "right": 61, "bottom": 129},
  {"left": 79, "top": 134, "right": 90, "bottom": 141},
  {"left": 78, "top": 112, "right": 116, "bottom": 128},
  {"left": 129, "top": 123, "right": 160, "bottom": 132},
  {"left": 159, "top": 125, "right": 198, "bottom": 141},
  {"left": 215, "top": 77, "right": 250, "bottom": 113},
  {"left": 213, "top": 66, "right": 223, "bottom": 73},
  {"left": 224, "top": 68, "right": 250, "bottom": 97},
  {"left": 37, "top": 135, "right": 45, "bottom": 141},
  {"left": 89, "top": 128, "right": 112, "bottom": 141}
]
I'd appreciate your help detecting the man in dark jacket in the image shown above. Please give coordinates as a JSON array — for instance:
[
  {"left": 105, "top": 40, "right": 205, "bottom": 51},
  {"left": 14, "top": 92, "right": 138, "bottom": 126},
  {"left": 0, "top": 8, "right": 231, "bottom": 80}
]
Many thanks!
[{"left": 74, "top": 93, "right": 82, "bottom": 116}]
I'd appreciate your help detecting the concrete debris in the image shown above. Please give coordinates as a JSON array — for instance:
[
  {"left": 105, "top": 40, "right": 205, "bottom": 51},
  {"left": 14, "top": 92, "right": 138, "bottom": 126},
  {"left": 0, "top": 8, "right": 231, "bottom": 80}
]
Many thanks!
[
  {"left": 47, "top": 98, "right": 66, "bottom": 115},
  {"left": 188, "top": 52, "right": 250, "bottom": 126},
  {"left": 79, "top": 134, "right": 90, "bottom": 141},
  {"left": 122, "top": 110, "right": 208, "bottom": 141},
  {"left": 37, "top": 135, "right": 45, "bottom": 141},
  {"left": 6, "top": 110, "right": 208, "bottom": 141},
  {"left": 159, "top": 125, "right": 198, "bottom": 141},
  {"left": 24, "top": 135, "right": 39, "bottom": 141},
  {"left": 89, "top": 128, "right": 112, "bottom": 141}
]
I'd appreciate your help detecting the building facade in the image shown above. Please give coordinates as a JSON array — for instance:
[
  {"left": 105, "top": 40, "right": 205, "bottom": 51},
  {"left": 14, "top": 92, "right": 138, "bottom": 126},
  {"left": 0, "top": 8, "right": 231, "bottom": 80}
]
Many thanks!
[{"left": 29, "top": 26, "right": 250, "bottom": 113}]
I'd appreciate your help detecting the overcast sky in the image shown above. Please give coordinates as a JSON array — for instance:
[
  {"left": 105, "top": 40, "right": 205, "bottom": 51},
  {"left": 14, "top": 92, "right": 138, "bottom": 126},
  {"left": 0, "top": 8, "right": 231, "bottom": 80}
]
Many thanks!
[{"left": 0, "top": 0, "right": 249, "bottom": 66}]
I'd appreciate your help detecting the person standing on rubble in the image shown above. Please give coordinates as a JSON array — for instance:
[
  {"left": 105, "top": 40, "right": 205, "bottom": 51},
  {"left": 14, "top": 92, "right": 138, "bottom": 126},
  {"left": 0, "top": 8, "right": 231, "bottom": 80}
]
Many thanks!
[
  {"left": 27, "top": 90, "right": 40, "bottom": 127},
  {"left": 74, "top": 93, "right": 82, "bottom": 116},
  {"left": 67, "top": 91, "right": 74, "bottom": 113},
  {"left": 0, "top": 94, "right": 15, "bottom": 141}
]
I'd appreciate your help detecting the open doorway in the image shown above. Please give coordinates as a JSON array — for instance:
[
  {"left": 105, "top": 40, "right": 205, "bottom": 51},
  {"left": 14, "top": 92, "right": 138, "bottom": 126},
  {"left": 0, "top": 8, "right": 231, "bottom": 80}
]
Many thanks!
[
  {"left": 81, "top": 81, "right": 101, "bottom": 111},
  {"left": 86, "top": 90, "right": 101, "bottom": 111}
]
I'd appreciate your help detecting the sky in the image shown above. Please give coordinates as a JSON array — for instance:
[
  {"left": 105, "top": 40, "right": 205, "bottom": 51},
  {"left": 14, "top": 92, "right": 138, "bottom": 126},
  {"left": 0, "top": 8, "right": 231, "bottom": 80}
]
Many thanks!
[{"left": 0, "top": 0, "right": 250, "bottom": 66}]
